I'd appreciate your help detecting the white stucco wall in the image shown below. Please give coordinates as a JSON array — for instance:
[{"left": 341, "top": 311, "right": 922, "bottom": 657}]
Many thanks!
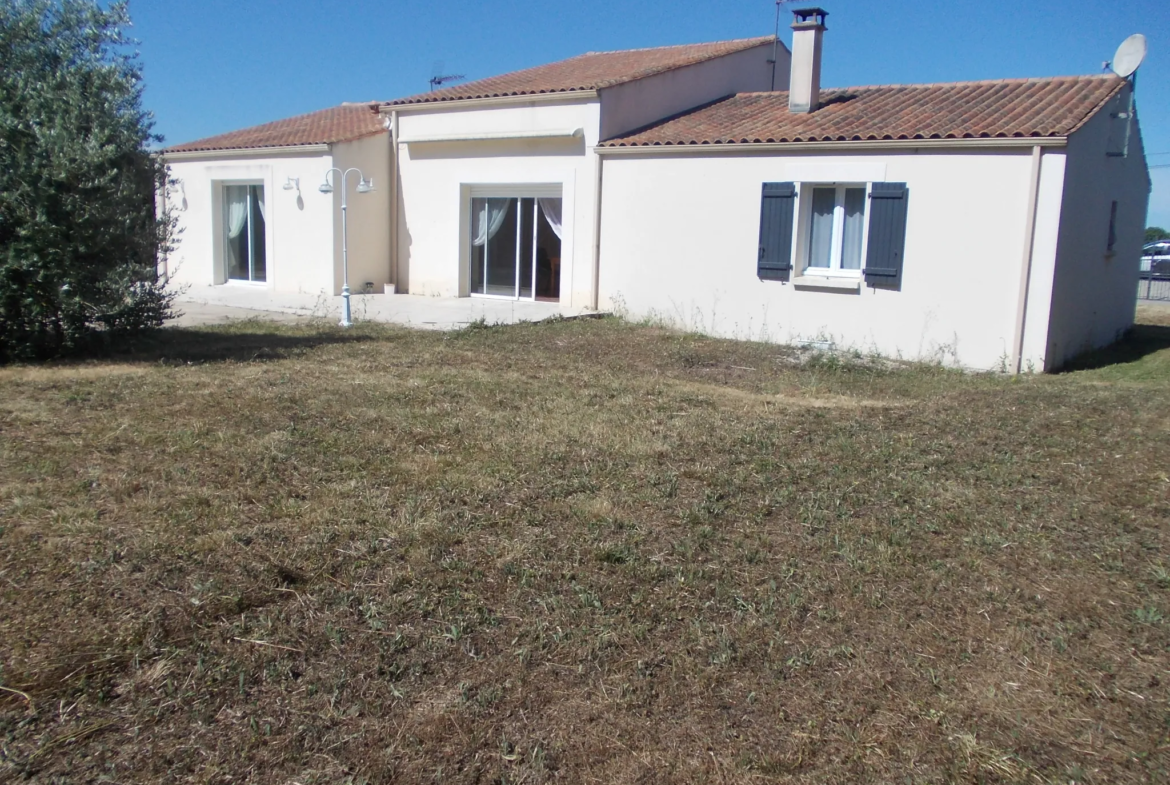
[
  {"left": 163, "top": 137, "right": 390, "bottom": 297},
  {"left": 394, "top": 99, "right": 601, "bottom": 307},
  {"left": 163, "top": 151, "right": 335, "bottom": 295},
  {"left": 1044, "top": 85, "right": 1150, "bottom": 369},
  {"left": 597, "top": 147, "right": 1056, "bottom": 371},
  {"left": 599, "top": 42, "right": 786, "bottom": 140},
  {"left": 331, "top": 133, "right": 393, "bottom": 294}
]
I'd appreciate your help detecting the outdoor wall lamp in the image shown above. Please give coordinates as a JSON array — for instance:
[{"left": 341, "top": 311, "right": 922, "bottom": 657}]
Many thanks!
[{"left": 320, "top": 168, "right": 376, "bottom": 328}]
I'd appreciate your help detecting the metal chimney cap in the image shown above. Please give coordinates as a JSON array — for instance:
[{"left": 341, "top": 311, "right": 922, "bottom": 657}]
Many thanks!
[{"left": 792, "top": 8, "right": 828, "bottom": 28}]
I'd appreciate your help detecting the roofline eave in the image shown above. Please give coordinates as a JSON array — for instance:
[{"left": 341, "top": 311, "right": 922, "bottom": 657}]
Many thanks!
[
  {"left": 594, "top": 136, "right": 1070, "bottom": 155},
  {"left": 382, "top": 90, "right": 600, "bottom": 114},
  {"left": 158, "top": 143, "right": 333, "bottom": 161}
]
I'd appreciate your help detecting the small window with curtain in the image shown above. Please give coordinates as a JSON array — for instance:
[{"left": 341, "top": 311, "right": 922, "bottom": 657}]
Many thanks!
[
  {"left": 802, "top": 183, "right": 868, "bottom": 276},
  {"left": 756, "top": 180, "right": 909, "bottom": 289}
]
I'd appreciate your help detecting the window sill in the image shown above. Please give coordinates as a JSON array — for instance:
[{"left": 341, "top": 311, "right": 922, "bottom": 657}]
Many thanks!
[{"left": 793, "top": 275, "right": 861, "bottom": 291}]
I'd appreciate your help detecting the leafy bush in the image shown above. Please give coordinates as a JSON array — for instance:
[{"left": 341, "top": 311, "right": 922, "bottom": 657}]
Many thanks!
[{"left": 0, "top": 0, "right": 176, "bottom": 362}]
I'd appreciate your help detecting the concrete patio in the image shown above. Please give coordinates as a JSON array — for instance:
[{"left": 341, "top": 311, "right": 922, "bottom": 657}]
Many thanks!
[{"left": 172, "top": 285, "right": 596, "bottom": 330}]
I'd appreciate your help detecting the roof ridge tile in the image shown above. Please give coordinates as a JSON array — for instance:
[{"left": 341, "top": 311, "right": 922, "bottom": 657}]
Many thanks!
[
  {"left": 387, "top": 36, "right": 777, "bottom": 107},
  {"left": 735, "top": 73, "right": 1118, "bottom": 98},
  {"left": 581, "top": 35, "right": 773, "bottom": 57}
]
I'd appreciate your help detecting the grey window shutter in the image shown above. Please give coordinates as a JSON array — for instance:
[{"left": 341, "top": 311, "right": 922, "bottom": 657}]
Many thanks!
[
  {"left": 863, "top": 183, "right": 910, "bottom": 287},
  {"left": 758, "top": 182, "right": 796, "bottom": 281}
]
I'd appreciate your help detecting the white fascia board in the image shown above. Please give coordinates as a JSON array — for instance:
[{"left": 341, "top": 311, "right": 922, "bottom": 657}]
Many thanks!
[
  {"left": 400, "top": 128, "right": 584, "bottom": 145},
  {"left": 593, "top": 136, "right": 1069, "bottom": 156},
  {"left": 158, "top": 143, "right": 331, "bottom": 162},
  {"left": 380, "top": 90, "right": 599, "bottom": 114}
]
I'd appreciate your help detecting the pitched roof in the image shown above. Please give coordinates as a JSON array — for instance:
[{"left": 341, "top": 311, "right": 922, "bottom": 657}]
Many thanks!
[
  {"left": 163, "top": 103, "right": 386, "bottom": 153},
  {"left": 387, "top": 36, "right": 775, "bottom": 106},
  {"left": 600, "top": 75, "right": 1126, "bottom": 147}
]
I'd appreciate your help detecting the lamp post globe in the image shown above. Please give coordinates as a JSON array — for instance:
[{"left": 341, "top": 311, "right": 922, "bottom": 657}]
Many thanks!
[{"left": 320, "top": 168, "right": 375, "bottom": 327}]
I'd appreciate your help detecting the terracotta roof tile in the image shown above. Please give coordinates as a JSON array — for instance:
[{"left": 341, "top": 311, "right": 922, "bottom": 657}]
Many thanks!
[
  {"left": 164, "top": 103, "right": 386, "bottom": 153},
  {"left": 387, "top": 36, "right": 775, "bottom": 106},
  {"left": 600, "top": 75, "right": 1126, "bottom": 147}
]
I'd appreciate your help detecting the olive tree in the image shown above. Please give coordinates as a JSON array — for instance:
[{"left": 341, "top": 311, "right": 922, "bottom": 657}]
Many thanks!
[{"left": 0, "top": 0, "right": 175, "bottom": 362}]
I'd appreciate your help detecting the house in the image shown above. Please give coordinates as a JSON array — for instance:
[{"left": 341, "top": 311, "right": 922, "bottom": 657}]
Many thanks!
[
  {"left": 594, "top": 13, "right": 1150, "bottom": 371},
  {"left": 162, "top": 36, "right": 782, "bottom": 304},
  {"left": 160, "top": 7, "right": 1150, "bottom": 371}
]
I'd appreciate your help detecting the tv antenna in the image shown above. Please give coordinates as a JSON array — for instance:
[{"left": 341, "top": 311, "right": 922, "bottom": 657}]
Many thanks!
[
  {"left": 429, "top": 60, "right": 465, "bottom": 92},
  {"left": 768, "top": 0, "right": 791, "bottom": 91},
  {"left": 1105, "top": 34, "right": 1147, "bottom": 159}
]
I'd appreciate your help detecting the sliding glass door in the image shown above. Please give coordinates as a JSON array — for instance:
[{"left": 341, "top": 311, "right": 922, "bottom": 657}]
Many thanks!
[
  {"left": 224, "top": 184, "right": 266, "bottom": 283},
  {"left": 470, "top": 195, "right": 562, "bottom": 301}
]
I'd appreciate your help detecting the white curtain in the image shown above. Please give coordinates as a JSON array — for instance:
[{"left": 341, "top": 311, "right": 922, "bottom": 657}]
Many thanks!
[
  {"left": 840, "top": 188, "right": 866, "bottom": 270},
  {"left": 472, "top": 198, "right": 511, "bottom": 247},
  {"left": 538, "top": 197, "right": 563, "bottom": 240},
  {"left": 255, "top": 187, "right": 266, "bottom": 223},
  {"left": 226, "top": 187, "right": 248, "bottom": 239},
  {"left": 808, "top": 187, "right": 836, "bottom": 269}
]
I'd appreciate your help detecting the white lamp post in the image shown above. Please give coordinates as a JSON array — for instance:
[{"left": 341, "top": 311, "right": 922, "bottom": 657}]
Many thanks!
[{"left": 319, "top": 168, "right": 375, "bottom": 327}]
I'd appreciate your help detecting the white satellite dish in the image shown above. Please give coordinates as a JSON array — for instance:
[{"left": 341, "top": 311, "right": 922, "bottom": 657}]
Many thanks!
[{"left": 1111, "top": 34, "right": 1147, "bottom": 78}]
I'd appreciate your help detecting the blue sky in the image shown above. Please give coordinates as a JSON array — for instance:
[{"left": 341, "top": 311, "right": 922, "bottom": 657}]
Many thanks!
[{"left": 131, "top": 0, "right": 1170, "bottom": 228}]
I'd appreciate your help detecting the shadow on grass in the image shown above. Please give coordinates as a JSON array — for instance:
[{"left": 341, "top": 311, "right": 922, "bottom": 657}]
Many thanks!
[
  {"left": 106, "top": 324, "right": 380, "bottom": 365},
  {"left": 1058, "top": 323, "right": 1170, "bottom": 374}
]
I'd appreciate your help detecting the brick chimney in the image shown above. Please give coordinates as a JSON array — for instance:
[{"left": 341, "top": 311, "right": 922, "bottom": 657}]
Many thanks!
[{"left": 789, "top": 8, "right": 828, "bottom": 113}]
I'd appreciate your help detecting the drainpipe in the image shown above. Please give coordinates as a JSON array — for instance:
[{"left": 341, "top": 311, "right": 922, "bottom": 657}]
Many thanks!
[
  {"left": 390, "top": 109, "right": 400, "bottom": 291},
  {"left": 590, "top": 150, "right": 604, "bottom": 310},
  {"left": 154, "top": 168, "right": 169, "bottom": 282},
  {"left": 1011, "top": 145, "right": 1044, "bottom": 374}
]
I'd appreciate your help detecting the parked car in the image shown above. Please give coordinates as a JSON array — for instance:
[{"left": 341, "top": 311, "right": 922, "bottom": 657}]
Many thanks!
[{"left": 1141, "top": 240, "right": 1170, "bottom": 279}]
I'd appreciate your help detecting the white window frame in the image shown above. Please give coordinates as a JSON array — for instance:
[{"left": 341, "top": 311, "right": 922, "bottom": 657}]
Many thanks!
[{"left": 797, "top": 182, "right": 871, "bottom": 278}]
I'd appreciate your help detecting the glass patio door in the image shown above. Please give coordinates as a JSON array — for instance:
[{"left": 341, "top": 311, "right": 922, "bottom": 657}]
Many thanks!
[
  {"left": 470, "top": 195, "right": 561, "bottom": 301},
  {"left": 224, "top": 184, "right": 266, "bottom": 282}
]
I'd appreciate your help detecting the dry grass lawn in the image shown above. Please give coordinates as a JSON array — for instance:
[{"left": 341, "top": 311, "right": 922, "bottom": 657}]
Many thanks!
[{"left": 2, "top": 304, "right": 1170, "bottom": 783}]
